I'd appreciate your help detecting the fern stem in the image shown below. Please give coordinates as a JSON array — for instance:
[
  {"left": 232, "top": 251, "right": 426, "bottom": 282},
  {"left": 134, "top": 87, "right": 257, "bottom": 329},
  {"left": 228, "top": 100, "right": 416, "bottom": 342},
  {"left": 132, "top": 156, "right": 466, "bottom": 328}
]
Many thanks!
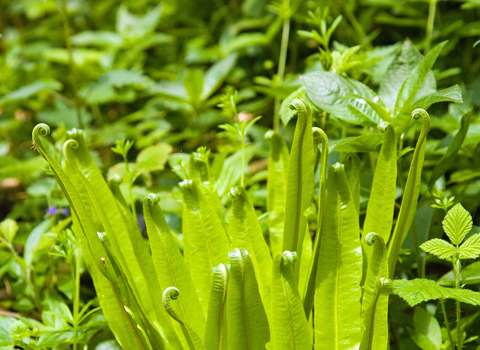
[
  {"left": 453, "top": 255, "right": 462, "bottom": 349},
  {"left": 425, "top": 0, "right": 437, "bottom": 54},
  {"left": 60, "top": 0, "right": 83, "bottom": 129},
  {"left": 273, "top": 0, "right": 291, "bottom": 132},
  {"left": 440, "top": 298, "right": 454, "bottom": 350}
]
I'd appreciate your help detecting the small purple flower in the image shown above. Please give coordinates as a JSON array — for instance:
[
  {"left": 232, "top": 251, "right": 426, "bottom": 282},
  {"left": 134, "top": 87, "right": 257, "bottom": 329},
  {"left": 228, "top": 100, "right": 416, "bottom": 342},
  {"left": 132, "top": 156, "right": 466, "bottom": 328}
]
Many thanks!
[
  {"left": 46, "top": 206, "right": 58, "bottom": 215},
  {"left": 61, "top": 208, "right": 70, "bottom": 217}
]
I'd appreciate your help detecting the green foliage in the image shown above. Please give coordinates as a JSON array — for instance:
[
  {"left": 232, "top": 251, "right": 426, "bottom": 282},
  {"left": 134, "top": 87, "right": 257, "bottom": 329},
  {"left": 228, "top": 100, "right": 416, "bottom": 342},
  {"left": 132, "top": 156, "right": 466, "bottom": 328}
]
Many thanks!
[{"left": 2, "top": 0, "right": 480, "bottom": 348}]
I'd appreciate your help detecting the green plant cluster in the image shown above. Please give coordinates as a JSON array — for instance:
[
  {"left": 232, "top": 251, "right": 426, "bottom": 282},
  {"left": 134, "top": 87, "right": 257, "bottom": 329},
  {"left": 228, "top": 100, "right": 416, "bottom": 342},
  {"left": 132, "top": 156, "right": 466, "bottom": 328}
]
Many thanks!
[{"left": 1, "top": 0, "right": 480, "bottom": 349}]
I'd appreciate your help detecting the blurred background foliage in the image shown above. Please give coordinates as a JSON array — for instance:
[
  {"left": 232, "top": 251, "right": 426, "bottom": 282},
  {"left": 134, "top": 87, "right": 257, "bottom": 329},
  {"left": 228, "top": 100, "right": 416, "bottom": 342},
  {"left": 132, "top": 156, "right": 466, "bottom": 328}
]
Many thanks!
[{"left": 0, "top": 0, "right": 480, "bottom": 348}]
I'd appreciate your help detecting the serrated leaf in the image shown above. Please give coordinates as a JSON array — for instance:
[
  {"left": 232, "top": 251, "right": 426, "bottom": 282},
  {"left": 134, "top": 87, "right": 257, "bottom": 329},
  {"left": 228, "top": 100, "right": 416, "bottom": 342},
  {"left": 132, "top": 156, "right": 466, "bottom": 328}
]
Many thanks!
[
  {"left": 394, "top": 41, "right": 447, "bottom": 116},
  {"left": 420, "top": 239, "right": 457, "bottom": 259},
  {"left": 393, "top": 279, "right": 480, "bottom": 307},
  {"left": 459, "top": 234, "right": 480, "bottom": 259},
  {"left": 443, "top": 203, "right": 473, "bottom": 245},
  {"left": 403, "top": 85, "right": 463, "bottom": 114},
  {"left": 302, "top": 71, "right": 382, "bottom": 126}
]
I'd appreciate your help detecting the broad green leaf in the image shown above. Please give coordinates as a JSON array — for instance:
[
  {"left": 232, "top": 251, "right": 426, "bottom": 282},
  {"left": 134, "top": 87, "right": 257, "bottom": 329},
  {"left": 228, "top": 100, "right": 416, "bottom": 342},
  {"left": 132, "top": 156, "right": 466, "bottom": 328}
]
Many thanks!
[
  {"left": 136, "top": 143, "right": 173, "bottom": 173},
  {"left": 379, "top": 39, "right": 436, "bottom": 111},
  {"left": 407, "top": 328, "right": 439, "bottom": 350},
  {"left": 315, "top": 163, "right": 362, "bottom": 350},
  {"left": 201, "top": 53, "right": 238, "bottom": 101},
  {"left": 439, "top": 261, "right": 480, "bottom": 286},
  {"left": 0, "top": 80, "right": 62, "bottom": 106},
  {"left": 228, "top": 186, "right": 272, "bottom": 311},
  {"left": 32, "top": 125, "right": 117, "bottom": 282},
  {"left": 265, "top": 131, "right": 289, "bottom": 258},
  {"left": 226, "top": 249, "right": 270, "bottom": 350},
  {"left": 394, "top": 41, "right": 447, "bottom": 116},
  {"left": 411, "top": 307, "right": 442, "bottom": 350},
  {"left": 163, "top": 287, "right": 206, "bottom": 350},
  {"left": 363, "top": 123, "right": 397, "bottom": 247},
  {"left": 283, "top": 99, "right": 314, "bottom": 269},
  {"left": 215, "top": 146, "right": 256, "bottom": 197},
  {"left": 359, "top": 233, "right": 391, "bottom": 350},
  {"left": 403, "top": 85, "right": 463, "bottom": 114},
  {"left": 393, "top": 278, "right": 480, "bottom": 306},
  {"left": 303, "top": 71, "right": 381, "bottom": 126},
  {"left": 387, "top": 109, "right": 430, "bottom": 278},
  {"left": 24, "top": 218, "right": 54, "bottom": 267},
  {"left": 420, "top": 239, "right": 457, "bottom": 259},
  {"left": 0, "top": 219, "right": 18, "bottom": 243},
  {"left": 443, "top": 203, "right": 473, "bottom": 245},
  {"left": 270, "top": 251, "right": 311, "bottom": 349},
  {"left": 143, "top": 195, "right": 205, "bottom": 339},
  {"left": 459, "top": 234, "right": 480, "bottom": 259},
  {"left": 180, "top": 179, "right": 230, "bottom": 313},
  {"left": 185, "top": 69, "right": 204, "bottom": 105},
  {"left": 428, "top": 109, "right": 473, "bottom": 188},
  {"left": 204, "top": 264, "right": 229, "bottom": 350}
]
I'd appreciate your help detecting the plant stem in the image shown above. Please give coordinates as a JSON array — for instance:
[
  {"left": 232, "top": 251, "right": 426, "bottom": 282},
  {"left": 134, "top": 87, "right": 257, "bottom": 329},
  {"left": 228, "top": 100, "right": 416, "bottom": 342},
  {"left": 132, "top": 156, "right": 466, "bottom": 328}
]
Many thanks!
[
  {"left": 440, "top": 298, "right": 454, "bottom": 350},
  {"left": 453, "top": 254, "right": 462, "bottom": 349},
  {"left": 60, "top": 0, "right": 83, "bottom": 129},
  {"left": 273, "top": 0, "right": 291, "bottom": 132},
  {"left": 425, "top": 0, "right": 437, "bottom": 53},
  {"left": 72, "top": 249, "right": 81, "bottom": 350},
  {"left": 241, "top": 137, "right": 245, "bottom": 187}
]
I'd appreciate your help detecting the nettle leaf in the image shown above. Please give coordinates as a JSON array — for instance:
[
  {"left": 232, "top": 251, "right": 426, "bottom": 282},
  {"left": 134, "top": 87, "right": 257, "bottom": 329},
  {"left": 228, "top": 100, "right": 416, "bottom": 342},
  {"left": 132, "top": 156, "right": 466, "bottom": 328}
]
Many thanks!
[
  {"left": 443, "top": 203, "right": 473, "bottom": 245},
  {"left": 302, "top": 71, "right": 382, "bottom": 126},
  {"left": 393, "top": 279, "right": 480, "bottom": 307},
  {"left": 420, "top": 239, "right": 457, "bottom": 259},
  {"left": 459, "top": 234, "right": 480, "bottom": 259}
]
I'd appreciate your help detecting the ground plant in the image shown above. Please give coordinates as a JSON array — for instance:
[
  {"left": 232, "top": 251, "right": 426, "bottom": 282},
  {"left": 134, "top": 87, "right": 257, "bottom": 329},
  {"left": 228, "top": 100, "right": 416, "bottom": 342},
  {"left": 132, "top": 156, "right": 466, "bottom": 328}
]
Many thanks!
[{"left": 1, "top": 0, "right": 480, "bottom": 349}]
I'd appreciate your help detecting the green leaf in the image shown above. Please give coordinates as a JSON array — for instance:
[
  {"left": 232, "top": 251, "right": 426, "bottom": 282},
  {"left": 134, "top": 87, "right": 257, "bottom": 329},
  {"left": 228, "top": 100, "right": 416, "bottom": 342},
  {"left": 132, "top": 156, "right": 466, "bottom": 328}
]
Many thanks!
[
  {"left": 420, "top": 239, "right": 457, "bottom": 259},
  {"left": 394, "top": 41, "right": 447, "bottom": 116},
  {"left": 0, "top": 80, "right": 62, "bottom": 106},
  {"left": 215, "top": 146, "right": 256, "bottom": 197},
  {"left": 143, "top": 195, "right": 206, "bottom": 341},
  {"left": 459, "top": 234, "right": 480, "bottom": 259},
  {"left": 439, "top": 261, "right": 480, "bottom": 286},
  {"left": 201, "top": 53, "right": 238, "bottom": 101},
  {"left": 403, "top": 85, "right": 463, "bottom": 114},
  {"left": 136, "top": 143, "right": 173, "bottom": 173},
  {"left": 315, "top": 163, "right": 362, "bottom": 350},
  {"left": 0, "top": 219, "right": 18, "bottom": 243},
  {"left": 387, "top": 109, "right": 430, "bottom": 278},
  {"left": 37, "top": 99, "right": 92, "bottom": 129},
  {"left": 378, "top": 40, "right": 436, "bottom": 112},
  {"left": 428, "top": 109, "right": 473, "bottom": 188},
  {"left": 270, "top": 251, "right": 311, "bottom": 349},
  {"left": 265, "top": 131, "right": 289, "bottom": 258},
  {"left": 226, "top": 249, "right": 270, "bottom": 350},
  {"left": 443, "top": 203, "right": 473, "bottom": 245},
  {"left": 393, "top": 278, "right": 480, "bottom": 307},
  {"left": 408, "top": 307, "right": 442, "bottom": 350},
  {"left": 363, "top": 123, "right": 397, "bottom": 247},
  {"left": 283, "top": 99, "right": 315, "bottom": 269},
  {"left": 228, "top": 186, "right": 272, "bottom": 312},
  {"left": 303, "top": 71, "right": 381, "bottom": 126},
  {"left": 204, "top": 264, "right": 229, "bottom": 350},
  {"left": 359, "top": 233, "right": 391, "bottom": 350},
  {"left": 180, "top": 179, "right": 230, "bottom": 313},
  {"left": 185, "top": 69, "right": 204, "bottom": 105}
]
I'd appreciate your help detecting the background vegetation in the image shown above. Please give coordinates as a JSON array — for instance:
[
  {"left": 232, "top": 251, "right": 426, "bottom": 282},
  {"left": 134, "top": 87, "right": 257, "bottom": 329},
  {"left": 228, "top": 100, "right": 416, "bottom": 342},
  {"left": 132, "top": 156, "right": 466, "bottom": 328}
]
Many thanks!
[{"left": 1, "top": 0, "right": 480, "bottom": 349}]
